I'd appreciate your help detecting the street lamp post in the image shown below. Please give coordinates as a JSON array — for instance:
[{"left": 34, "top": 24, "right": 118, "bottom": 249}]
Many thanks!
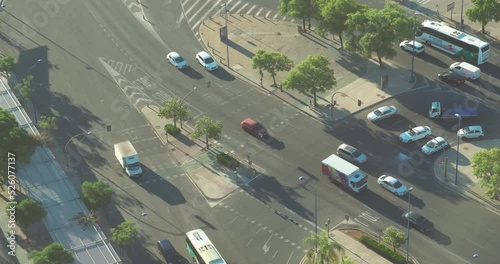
[
  {"left": 405, "top": 187, "right": 414, "bottom": 263},
  {"left": 133, "top": 212, "right": 148, "bottom": 264},
  {"left": 410, "top": 13, "right": 422, "bottom": 83},
  {"left": 64, "top": 131, "right": 94, "bottom": 183},
  {"left": 221, "top": 3, "right": 230, "bottom": 68},
  {"left": 179, "top": 87, "right": 197, "bottom": 129},
  {"left": 468, "top": 253, "right": 479, "bottom": 263},
  {"left": 28, "top": 59, "right": 43, "bottom": 124},
  {"left": 454, "top": 114, "right": 462, "bottom": 185},
  {"left": 299, "top": 176, "right": 317, "bottom": 253},
  {"left": 460, "top": 0, "right": 464, "bottom": 28}
]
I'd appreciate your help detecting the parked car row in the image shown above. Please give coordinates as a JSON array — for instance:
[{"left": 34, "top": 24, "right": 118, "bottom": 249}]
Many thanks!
[{"left": 167, "top": 51, "right": 219, "bottom": 71}]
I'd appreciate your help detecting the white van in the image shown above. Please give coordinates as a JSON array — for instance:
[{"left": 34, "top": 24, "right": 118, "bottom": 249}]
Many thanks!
[{"left": 449, "top": 62, "right": 480, "bottom": 80}]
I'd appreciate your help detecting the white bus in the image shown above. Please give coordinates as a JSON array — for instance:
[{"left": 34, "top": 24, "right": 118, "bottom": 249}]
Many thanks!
[
  {"left": 185, "top": 229, "right": 226, "bottom": 264},
  {"left": 415, "top": 20, "right": 490, "bottom": 65}
]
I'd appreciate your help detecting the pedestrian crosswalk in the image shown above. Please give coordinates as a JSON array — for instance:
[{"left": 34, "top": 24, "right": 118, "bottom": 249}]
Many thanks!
[
  {"left": 181, "top": 0, "right": 294, "bottom": 40},
  {"left": 353, "top": 210, "right": 380, "bottom": 227}
]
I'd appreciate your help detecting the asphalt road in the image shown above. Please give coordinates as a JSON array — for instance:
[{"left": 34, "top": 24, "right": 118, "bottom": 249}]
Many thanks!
[{"left": 4, "top": 0, "right": 499, "bottom": 263}]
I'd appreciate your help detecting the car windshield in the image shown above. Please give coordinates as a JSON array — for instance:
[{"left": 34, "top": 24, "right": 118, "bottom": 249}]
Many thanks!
[
  {"left": 351, "top": 150, "right": 362, "bottom": 158},
  {"left": 463, "top": 127, "right": 471, "bottom": 133},
  {"left": 204, "top": 57, "right": 214, "bottom": 63},
  {"left": 373, "top": 110, "right": 382, "bottom": 116},
  {"left": 393, "top": 181, "right": 402, "bottom": 188},
  {"left": 427, "top": 141, "right": 437, "bottom": 148},
  {"left": 174, "top": 56, "right": 184, "bottom": 63},
  {"left": 408, "top": 129, "right": 416, "bottom": 136},
  {"left": 253, "top": 122, "right": 264, "bottom": 131}
]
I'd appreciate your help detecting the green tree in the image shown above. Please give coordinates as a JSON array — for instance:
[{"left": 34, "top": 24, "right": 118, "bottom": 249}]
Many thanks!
[
  {"left": 29, "top": 242, "right": 74, "bottom": 264},
  {"left": 279, "top": 0, "right": 313, "bottom": 31},
  {"left": 110, "top": 221, "right": 137, "bottom": 248},
  {"left": 38, "top": 116, "right": 57, "bottom": 131},
  {"left": 71, "top": 210, "right": 101, "bottom": 230},
  {"left": 81, "top": 181, "right": 113, "bottom": 210},
  {"left": 382, "top": 226, "right": 406, "bottom": 252},
  {"left": 0, "top": 55, "right": 16, "bottom": 77},
  {"left": 189, "top": 115, "right": 223, "bottom": 150},
  {"left": 315, "top": 0, "right": 364, "bottom": 49},
  {"left": 465, "top": 0, "right": 500, "bottom": 33},
  {"left": 15, "top": 75, "right": 34, "bottom": 105},
  {"left": 0, "top": 107, "right": 38, "bottom": 185},
  {"left": 345, "top": 3, "right": 415, "bottom": 68},
  {"left": 471, "top": 148, "right": 500, "bottom": 199},
  {"left": 158, "top": 98, "right": 190, "bottom": 128},
  {"left": 6, "top": 198, "right": 47, "bottom": 228},
  {"left": 281, "top": 55, "right": 336, "bottom": 107},
  {"left": 303, "top": 230, "right": 344, "bottom": 264},
  {"left": 251, "top": 49, "right": 294, "bottom": 89}
]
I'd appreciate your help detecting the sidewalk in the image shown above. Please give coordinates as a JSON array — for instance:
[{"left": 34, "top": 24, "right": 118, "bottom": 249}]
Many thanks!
[{"left": 433, "top": 139, "right": 500, "bottom": 211}]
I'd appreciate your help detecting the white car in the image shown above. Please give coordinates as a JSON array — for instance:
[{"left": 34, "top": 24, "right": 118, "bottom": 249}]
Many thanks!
[
  {"left": 422, "top": 137, "right": 449, "bottom": 155},
  {"left": 377, "top": 175, "right": 409, "bottom": 196},
  {"left": 196, "top": 51, "right": 218, "bottom": 71},
  {"left": 367, "top": 105, "right": 398, "bottom": 122},
  {"left": 166, "top": 52, "right": 188, "bottom": 69},
  {"left": 399, "top": 40, "right": 425, "bottom": 54},
  {"left": 457, "top": 126, "right": 484, "bottom": 139},
  {"left": 399, "top": 126, "right": 432, "bottom": 143}
]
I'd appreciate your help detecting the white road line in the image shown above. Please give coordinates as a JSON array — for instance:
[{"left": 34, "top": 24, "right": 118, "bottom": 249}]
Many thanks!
[
  {"left": 286, "top": 251, "right": 295, "bottom": 264},
  {"left": 255, "top": 7, "right": 263, "bottom": 16},
  {"left": 265, "top": 10, "right": 272, "bottom": 18},
  {"left": 272, "top": 13, "right": 279, "bottom": 19},
  {"left": 229, "top": 0, "right": 241, "bottom": 12},
  {"left": 187, "top": 0, "right": 211, "bottom": 23},
  {"left": 191, "top": 0, "right": 223, "bottom": 30},
  {"left": 235, "top": 3, "right": 248, "bottom": 14},
  {"left": 246, "top": 5, "right": 256, "bottom": 15},
  {"left": 229, "top": 216, "right": 239, "bottom": 224},
  {"left": 184, "top": 0, "right": 201, "bottom": 16},
  {"left": 246, "top": 238, "right": 253, "bottom": 247},
  {"left": 361, "top": 212, "right": 379, "bottom": 222},
  {"left": 354, "top": 218, "right": 369, "bottom": 227},
  {"left": 466, "top": 239, "right": 484, "bottom": 248}
]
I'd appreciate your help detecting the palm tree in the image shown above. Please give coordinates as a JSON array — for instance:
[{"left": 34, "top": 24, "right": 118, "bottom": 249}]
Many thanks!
[{"left": 303, "top": 230, "right": 345, "bottom": 264}]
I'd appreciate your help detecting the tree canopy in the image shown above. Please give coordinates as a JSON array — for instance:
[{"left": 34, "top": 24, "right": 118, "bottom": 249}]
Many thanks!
[
  {"left": 251, "top": 49, "right": 294, "bottom": 88},
  {"left": 303, "top": 230, "right": 344, "bottom": 264},
  {"left": 158, "top": 98, "right": 190, "bottom": 128},
  {"left": 278, "top": 0, "right": 312, "bottom": 31},
  {"left": 383, "top": 226, "right": 406, "bottom": 251},
  {"left": 110, "top": 221, "right": 137, "bottom": 248},
  {"left": 0, "top": 107, "right": 38, "bottom": 185},
  {"left": 0, "top": 55, "right": 16, "bottom": 77},
  {"left": 471, "top": 148, "right": 500, "bottom": 199},
  {"left": 81, "top": 180, "right": 113, "bottom": 210},
  {"left": 315, "top": 0, "right": 364, "bottom": 49},
  {"left": 15, "top": 75, "right": 34, "bottom": 105},
  {"left": 345, "top": 2, "right": 415, "bottom": 68},
  {"left": 6, "top": 198, "right": 47, "bottom": 228},
  {"left": 281, "top": 55, "right": 336, "bottom": 106},
  {"left": 189, "top": 115, "right": 223, "bottom": 150},
  {"left": 29, "top": 242, "right": 74, "bottom": 264},
  {"left": 465, "top": 0, "right": 500, "bottom": 33}
]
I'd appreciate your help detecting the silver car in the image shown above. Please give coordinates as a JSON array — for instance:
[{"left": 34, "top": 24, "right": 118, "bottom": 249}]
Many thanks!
[{"left": 337, "top": 144, "right": 367, "bottom": 164}]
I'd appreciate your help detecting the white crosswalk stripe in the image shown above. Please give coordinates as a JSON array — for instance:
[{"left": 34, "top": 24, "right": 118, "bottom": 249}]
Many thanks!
[
  {"left": 180, "top": 0, "right": 295, "bottom": 35},
  {"left": 353, "top": 211, "right": 380, "bottom": 227}
]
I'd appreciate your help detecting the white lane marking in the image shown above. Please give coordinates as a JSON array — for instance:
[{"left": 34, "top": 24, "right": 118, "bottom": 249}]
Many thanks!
[
  {"left": 188, "top": 0, "right": 211, "bottom": 23},
  {"left": 229, "top": 1, "right": 241, "bottom": 12},
  {"left": 246, "top": 5, "right": 256, "bottom": 15},
  {"left": 184, "top": 0, "right": 201, "bottom": 16},
  {"left": 265, "top": 10, "right": 272, "bottom": 18},
  {"left": 229, "top": 216, "right": 239, "bottom": 224},
  {"left": 286, "top": 251, "right": 295, "bottom": 264},
  {"left": 466, "top": 239, "right": 484, "bottom": 248},
  {"left": 262, "top": 234, "right": 272, "bottom": 254},
  {"left": 255, "top": 7, "right": 263, "bottom": 16},
  {"left": 235, "top": 3, "right": 248, "bottom": 14}
]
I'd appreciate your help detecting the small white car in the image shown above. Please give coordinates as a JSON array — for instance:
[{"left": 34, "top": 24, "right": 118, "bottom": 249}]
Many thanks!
[
  {"left": 196, "top": 51, "right": 218, "bottom": 71},
  {"left": 457, "top": 126, "right": 484, "bottom": 139},
  {"left": 367, "top": 105, "right": 398, "bottom": 122},
  {"left": 400, "top": 40, "right": 425, "bottom": 54},
  {"left": 399, "top": 126, "right": 432, "bottom": 143},
  {"left": 377, "top": 175, "right": 409, "bottom": 196},
  {"left": 422, "top": 137, "right": 449, "bottom": 155},
  {"left": 166, "top": 52, "right": 188, "bottom": 69}
]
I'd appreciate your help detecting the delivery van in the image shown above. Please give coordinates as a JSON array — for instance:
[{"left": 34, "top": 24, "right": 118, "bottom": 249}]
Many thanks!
[{"left": 449, "top": 62, "right": 480, "bottom": 80}]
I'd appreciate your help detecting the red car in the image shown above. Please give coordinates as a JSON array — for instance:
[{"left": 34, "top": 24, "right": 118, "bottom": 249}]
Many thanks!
[{"left": 241, "top": 118, "right": 270, "bottom": 140}]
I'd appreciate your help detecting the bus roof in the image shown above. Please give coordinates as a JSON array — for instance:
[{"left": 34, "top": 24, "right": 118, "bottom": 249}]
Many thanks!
[
  {"left": 421, "top": 20, "right": 488, "bottom": 47},
  {"left": 186, "top": 229, "right": 226, "bottom": 264}
]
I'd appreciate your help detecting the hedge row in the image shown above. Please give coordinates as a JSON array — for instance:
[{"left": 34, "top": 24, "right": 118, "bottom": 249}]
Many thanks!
[
  {"left": 360, "top": 235, "right": 406, "bottom": 264},
  {"left": 216, "top": 153, "right": 240, "bottom": 170},
  {"left": 165, "top": 124, "right": 181, "bottom": 136}
]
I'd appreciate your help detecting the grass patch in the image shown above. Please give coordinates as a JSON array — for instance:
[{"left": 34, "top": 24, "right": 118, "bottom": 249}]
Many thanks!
[
  {"left": 360, "top": 235, "right": 406, "bottom": 264},
  {"left": 216, "top": 153, "right": 240, "bottom": 170}
]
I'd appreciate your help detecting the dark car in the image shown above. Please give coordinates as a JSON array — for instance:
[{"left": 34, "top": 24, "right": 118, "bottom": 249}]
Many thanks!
[
  {"left": 401, "top": 211, "right": 434, "bottom": 233},
  {"left": 157, "top": 239, "right": 180, "bottom": 264},
  {"left": 241, "top": 118, "right": 270, "bottom": 140},
  {"left": 438, "top": 71, "right": 465, "bottom": 87}
]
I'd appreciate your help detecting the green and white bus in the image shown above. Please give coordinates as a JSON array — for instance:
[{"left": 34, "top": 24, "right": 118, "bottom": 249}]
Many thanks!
[
  {"left": 415, "top": 20, "right": 490, "bottom": 65},
  {"left": 185, "top": 229, "right": 226, "bottom": 264}
]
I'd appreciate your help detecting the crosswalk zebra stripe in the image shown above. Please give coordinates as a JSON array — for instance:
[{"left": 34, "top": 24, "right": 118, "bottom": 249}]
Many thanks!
[
  {"left": 191, "top": 0, "right": 223, "bottom": 30},
  {"left": 255, "top": 7, "right": 264, "bottom": 16},
  {"left": 272, "top": 13, "right": 279, "bottom": 19},
  {"left": 188, "top": 0, "right": 211, "bottom": 23},
  {"left": 265, "top": 10, "right": 272, "bottom": 18},
  {"left": 246, "top": 5, "right": 256, "bottom": 15},
  {"left": 229, "top": 0, "right": 242, "bottom": 12},
  {"left": 184, "top": 0, "right": 201, "bottom": 16},
  {"left": 236, "top": 3, "right": 249, "bottom": 14}
]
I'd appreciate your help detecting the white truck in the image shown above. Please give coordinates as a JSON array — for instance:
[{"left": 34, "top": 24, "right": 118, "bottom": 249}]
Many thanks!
[
  {"left": 321, "top": 154, "right": 368, "bottom": 193},
  {"left": 114, "top": 141, "right": 142, "bottom": 177}
]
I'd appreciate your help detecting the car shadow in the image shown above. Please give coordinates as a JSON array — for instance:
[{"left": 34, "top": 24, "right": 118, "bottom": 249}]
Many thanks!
[{"left": 182, "top": 66, "right": 204, "bottom": 80}]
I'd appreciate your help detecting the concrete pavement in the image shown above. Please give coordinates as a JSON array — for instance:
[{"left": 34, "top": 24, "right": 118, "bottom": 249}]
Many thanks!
[{"left": 433, "top": 139, "right": 500, "bottom": 211}]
